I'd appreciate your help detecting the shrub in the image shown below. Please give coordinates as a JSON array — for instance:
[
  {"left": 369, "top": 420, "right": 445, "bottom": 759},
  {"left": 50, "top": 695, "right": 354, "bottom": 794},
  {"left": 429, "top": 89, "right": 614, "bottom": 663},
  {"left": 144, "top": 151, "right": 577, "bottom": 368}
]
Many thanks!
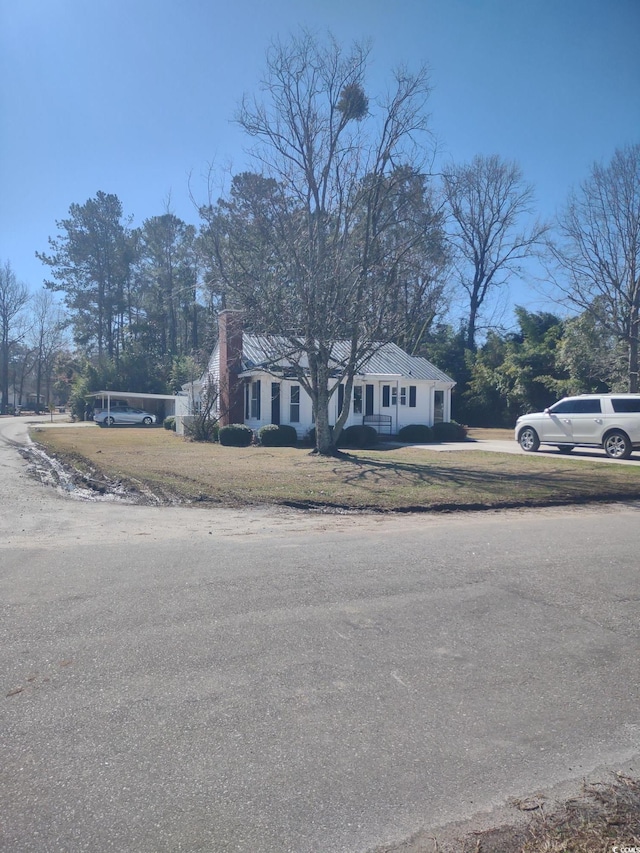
[
  {"left": 398, "top": 424, "right": 434, "bottom": 443},
  {"left": 432, "top": 420, "right": 468, "bottom": 442},
  {"left": 163, "top": 416, "right": 176, "bottom": 431},
  {"left": 258, "top": 424, "right": 298, "bottom": 447},
  {"left": 338, "top": 424, "right": 379, "bottom": 448},
  {"left": 219, "top": 423, "right": 253, "bottom": 447}
]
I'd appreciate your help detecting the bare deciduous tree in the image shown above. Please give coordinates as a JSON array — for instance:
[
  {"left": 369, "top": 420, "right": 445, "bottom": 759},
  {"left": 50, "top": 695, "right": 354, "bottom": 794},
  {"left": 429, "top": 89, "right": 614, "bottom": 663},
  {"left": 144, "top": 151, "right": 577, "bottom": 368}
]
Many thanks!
[
  {"left": 29, "top": 290, "right": 67, "bottom": 411},
  {"left": 443, "top": 154, "right": 548, "bottom": 351},
  {"left": 200, "top": 31, "right": 446, "bottom": 454},
  {"left": 548, "top": 143, "right": 640, "bottom": 391},
  {"left": 0, "top": 260, "right": 30, "bottom": 413}
]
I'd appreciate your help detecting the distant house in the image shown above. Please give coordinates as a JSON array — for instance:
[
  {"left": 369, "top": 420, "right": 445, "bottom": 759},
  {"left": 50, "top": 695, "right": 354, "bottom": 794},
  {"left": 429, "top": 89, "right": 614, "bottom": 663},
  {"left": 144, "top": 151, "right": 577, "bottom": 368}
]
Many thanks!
[
  {"left": 5, "top": 382, "right": 47, "bottom": 412},
  {"left": 183, "top": 311, "right": 455, "bottom": 438}
]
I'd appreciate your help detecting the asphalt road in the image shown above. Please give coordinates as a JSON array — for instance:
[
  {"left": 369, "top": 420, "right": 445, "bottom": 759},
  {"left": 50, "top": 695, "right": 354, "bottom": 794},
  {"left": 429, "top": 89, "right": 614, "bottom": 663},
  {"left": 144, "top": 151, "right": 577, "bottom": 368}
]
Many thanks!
[{"left": 1, "top": 416, "right": 640, "bottom": 853}]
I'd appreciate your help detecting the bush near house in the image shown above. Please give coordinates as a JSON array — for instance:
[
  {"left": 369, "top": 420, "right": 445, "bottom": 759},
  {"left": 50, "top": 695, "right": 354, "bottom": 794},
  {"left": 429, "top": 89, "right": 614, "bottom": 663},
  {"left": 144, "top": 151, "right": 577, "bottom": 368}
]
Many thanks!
[
  {"left": 163, "top": 416, "right": 176, "bottom": 431},
  {"left": 219, "top": 423, "right": 253, "bottom": 447},
  {"left": 398, "top": 424, "right": 434, "bottom": 443},
  {"left": 433, "top": 420, "right": 468, "bottom": 441},
  {"left": 258, "top": 424, "right": 298, "bottom": 447},
  {"left": 338, "top": 424, "right": 379, "bottom": 448}
]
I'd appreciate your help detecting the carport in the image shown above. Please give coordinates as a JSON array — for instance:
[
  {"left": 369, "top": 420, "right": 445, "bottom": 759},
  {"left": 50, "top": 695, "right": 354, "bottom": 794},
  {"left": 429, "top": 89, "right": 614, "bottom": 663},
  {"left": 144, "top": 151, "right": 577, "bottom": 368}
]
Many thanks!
[{"left": 87, "top": 391, "right": 189, "bottom": 422}]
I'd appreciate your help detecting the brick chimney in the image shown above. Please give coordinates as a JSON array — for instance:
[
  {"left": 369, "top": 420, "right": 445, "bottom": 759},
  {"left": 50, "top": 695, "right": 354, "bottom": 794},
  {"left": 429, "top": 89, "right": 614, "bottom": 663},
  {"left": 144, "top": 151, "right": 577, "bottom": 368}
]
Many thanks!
[{"left": 218, "top": 310, "right": 245, "bottom": 426}]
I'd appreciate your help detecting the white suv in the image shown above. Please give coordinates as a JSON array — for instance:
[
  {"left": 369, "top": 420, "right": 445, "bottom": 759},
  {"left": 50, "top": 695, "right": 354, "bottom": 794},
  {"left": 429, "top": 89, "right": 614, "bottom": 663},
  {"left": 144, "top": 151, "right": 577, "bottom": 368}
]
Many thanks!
[{"left": 515, "top": 394, "right": 640, "bottom": 459}]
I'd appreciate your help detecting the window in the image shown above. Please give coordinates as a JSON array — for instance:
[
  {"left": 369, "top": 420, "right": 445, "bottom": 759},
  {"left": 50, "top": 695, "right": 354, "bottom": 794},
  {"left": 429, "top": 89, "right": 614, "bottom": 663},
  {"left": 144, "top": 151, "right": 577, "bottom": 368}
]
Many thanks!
[
  {"left": 382, "top": 385, "right": 390, "bottom": 407},
  {"left": 551, "top": 399, "right": 601, "bottom": 414},
  {"left": 409, "top": 386, "right": 416, "bottom": 408},
  {"left": 400, "top": 387, "right": 407, "bottom": 406},
  {"left": 391, "top": 387, "right": 398, "bottom": 406},
  {"left": 337, "top": 384, "right": 345, "bottom": 415},
  {"left": 290, "top": 384, "right": 300, "bottom": 422},
  {"left": 250, "top": 380, "right": 261, "bottom": 419},
  {"left": 353, "top": 386, "right": 363, "bottom": 414},
  {"left": 612, "top": 398, "right": 640, "bottom": 413}
]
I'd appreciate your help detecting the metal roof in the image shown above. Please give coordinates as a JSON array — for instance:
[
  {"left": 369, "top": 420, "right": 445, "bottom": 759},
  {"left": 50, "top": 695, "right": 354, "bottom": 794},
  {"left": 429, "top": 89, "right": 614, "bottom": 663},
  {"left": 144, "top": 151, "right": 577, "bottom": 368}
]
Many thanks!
[{"left": 240, "top": 336, "right": 454, "bottom": 384}]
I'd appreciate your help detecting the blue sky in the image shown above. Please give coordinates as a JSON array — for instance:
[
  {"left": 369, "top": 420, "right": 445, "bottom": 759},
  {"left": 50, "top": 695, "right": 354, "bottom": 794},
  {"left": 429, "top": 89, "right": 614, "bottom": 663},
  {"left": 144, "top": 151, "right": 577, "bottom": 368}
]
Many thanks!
[{"left": 1, "top": 0, "right": 638, "bottom": 325}]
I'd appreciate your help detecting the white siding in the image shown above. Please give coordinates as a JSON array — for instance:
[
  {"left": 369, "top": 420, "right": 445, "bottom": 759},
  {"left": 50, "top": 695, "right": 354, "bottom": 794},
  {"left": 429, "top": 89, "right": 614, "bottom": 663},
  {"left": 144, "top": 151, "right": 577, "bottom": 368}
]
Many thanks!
[{"left": 189, "top": 359, "right": 454, "bottom": 437}]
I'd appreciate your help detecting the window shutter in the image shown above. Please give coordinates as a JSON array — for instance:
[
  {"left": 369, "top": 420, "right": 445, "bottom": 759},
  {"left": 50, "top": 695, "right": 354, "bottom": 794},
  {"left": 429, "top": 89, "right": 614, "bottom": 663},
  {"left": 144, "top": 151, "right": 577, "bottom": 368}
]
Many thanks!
[{"left": 409, "top": 386, "right": 416, "bottom": 407}]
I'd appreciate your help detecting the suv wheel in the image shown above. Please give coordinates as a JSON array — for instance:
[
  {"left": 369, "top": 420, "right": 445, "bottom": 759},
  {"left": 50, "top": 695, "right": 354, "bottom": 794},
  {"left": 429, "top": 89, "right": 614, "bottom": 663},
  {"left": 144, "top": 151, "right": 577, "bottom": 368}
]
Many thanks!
[
  {"left": 603, "top": 430, "right": 632, "bottom": 460},
  {"left": 518, "top": 426, "right": 540, "bottom": 452}
]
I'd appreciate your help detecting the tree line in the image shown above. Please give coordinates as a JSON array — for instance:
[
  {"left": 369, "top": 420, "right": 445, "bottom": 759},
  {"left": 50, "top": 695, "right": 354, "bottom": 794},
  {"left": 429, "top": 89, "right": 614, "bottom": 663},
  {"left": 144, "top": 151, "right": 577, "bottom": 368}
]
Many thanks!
[{"left": 1, "top": 32, "right": 638, "bottom": 451}]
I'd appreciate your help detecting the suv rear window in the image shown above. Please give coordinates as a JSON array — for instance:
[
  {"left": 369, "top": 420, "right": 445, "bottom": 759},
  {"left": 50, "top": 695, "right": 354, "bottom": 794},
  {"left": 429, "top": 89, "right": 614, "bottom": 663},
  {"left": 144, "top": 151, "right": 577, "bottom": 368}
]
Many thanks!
[{"left": 611, "top": 398, "right": 640, "bottom": 413}]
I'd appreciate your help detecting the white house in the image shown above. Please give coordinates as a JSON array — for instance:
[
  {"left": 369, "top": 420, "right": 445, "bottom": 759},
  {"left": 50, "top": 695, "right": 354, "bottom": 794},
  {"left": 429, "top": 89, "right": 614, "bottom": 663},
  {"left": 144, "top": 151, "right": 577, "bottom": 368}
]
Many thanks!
[{"left": 182, "top": 311, "right": 455, "bottom": 438}]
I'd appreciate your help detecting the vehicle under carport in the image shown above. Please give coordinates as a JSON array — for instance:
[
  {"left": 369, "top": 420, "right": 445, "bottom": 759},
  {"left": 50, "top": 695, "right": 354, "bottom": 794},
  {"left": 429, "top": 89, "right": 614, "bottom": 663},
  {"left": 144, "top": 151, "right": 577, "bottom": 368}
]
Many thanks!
[{"left": 86, "top": 391, "right": 189, "bottom": 425}]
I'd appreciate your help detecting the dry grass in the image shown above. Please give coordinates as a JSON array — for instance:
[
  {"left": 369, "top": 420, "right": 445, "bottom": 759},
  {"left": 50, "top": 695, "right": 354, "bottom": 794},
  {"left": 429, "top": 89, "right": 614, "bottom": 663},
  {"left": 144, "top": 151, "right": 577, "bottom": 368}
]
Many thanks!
[
  {"left": 376, "top": 775, "right": 640, "bottom": 852},
  {"left": 31, "top": 424, "right": 640, "bottom": 511},
  {"left": 455, "top": 774, "right": 640, "bottom": 853}
]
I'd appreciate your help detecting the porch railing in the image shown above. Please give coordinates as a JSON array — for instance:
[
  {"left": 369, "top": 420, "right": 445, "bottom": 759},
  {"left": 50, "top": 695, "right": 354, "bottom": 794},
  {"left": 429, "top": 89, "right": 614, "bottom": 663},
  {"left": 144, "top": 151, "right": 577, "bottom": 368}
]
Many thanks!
[{"left": 363, "top": 414, "right": 393, "bottom": 435}]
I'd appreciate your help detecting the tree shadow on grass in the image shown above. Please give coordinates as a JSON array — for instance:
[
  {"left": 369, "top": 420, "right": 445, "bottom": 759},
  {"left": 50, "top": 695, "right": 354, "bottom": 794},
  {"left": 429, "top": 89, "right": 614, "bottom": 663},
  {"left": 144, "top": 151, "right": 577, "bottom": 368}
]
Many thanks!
[{"left": 329, "top": 451, "right": 640, "bottom": 507}]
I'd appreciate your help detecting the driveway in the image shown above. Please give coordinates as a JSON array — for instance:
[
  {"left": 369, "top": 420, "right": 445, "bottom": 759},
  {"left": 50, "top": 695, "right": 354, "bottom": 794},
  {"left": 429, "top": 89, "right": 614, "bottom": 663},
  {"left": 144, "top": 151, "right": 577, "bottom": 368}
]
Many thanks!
[{"left": 2, "top": 416, "right": 640, "bottom": 853}]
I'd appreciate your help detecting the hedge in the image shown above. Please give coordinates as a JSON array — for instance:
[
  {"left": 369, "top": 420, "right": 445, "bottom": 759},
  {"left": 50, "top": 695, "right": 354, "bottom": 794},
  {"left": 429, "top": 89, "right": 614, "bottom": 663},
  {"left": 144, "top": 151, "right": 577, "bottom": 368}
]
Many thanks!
[
  {"left": 337, "top": 424, "right": 379, "bottom": 448},
  {"left": 432, "top": 420, "right": 468, "bottom": 442},
  {"left": 258, "top": 424, "right": 298, "bottom": 447},
  {"left": 219, "top": 423, "right": 253, "bottom": 447},
  {"left": 397, "top": 423, "right": 434, "bottom": 443}
]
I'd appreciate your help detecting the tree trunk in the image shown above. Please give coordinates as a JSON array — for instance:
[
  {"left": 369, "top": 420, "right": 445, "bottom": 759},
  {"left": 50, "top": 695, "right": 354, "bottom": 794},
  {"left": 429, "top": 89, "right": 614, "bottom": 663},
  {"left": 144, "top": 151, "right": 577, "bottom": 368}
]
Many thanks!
[
  {"left": 310, "top": 354, "right": 336, "bottom": 455},
  {"left": 314, "top": 387, "right": 334, "bottom": 454},
  {"left": 333, "top": 372, "right": 355, "bottom": 446},
  {"left": 35, "top": 366, "right": 42, "bottom": 412},
  {"left": 466, "top": 295, "right": 479, "bottom": 351},
  {"left": 1, "top": 318, "right": 9, "bottom": 413}
]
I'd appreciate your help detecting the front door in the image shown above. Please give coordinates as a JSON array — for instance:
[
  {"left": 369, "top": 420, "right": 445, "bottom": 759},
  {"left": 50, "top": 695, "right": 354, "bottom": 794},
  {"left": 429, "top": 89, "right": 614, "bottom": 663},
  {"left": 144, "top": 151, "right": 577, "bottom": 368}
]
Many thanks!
[
  {"left": 271, "top": 383, "right": 281, "bottom": 425},
  {"left": 542, "top": 411, "right": 573, "bottom": 443},
  {"left": 566, "top": 399, "right": 603, "bottom": 443},
  {"left": 543, "top": 398, "right": 602, "bottom": 443},
  {"left": 434, "top": 390, "right": 444, "bottom": 423}
]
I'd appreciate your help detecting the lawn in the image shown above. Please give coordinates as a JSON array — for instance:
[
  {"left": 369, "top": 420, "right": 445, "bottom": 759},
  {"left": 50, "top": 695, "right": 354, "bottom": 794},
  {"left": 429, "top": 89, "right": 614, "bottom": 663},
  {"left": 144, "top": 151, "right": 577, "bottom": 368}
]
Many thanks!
[{"left": 30, "top": 424, "right": 640, "bottom": 511}]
